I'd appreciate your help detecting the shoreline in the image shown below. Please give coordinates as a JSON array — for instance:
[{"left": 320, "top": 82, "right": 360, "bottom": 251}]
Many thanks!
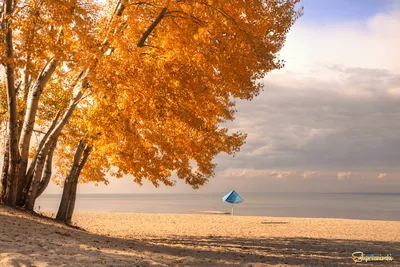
[
  {"left": 36, "top": 192, "right": 400, "bottom": 221},
  {"left": 1, "top": 206, "right": 400, "bottom": 266}
]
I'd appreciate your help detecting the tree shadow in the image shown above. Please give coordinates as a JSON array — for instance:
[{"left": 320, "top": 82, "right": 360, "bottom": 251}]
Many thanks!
[{"left": 0, "top": 208, "right": 399, "bottom": 266}]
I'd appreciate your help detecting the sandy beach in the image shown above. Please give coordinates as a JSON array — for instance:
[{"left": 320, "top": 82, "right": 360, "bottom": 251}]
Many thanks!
[{"left": 1, "top": 206, "right": 399, "bottom": 266}]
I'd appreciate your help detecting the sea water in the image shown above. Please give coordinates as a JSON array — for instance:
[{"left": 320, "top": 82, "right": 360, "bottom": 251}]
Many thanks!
[{"left": 36, "top": 192, "right": 400, "bottom": 221}]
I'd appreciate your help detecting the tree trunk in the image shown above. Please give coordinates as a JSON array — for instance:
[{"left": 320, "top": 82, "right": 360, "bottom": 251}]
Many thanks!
[
  {"left": 65, "top": 145, "right": 91, "bottom": 223},
  {"left": 17, "top": 59, "right": 58, "bottom": 206},
  {"left": 36, "top": 139, "right": 57, "bottom": 198},
  {"left": 23, "top": 77, "right": 86, "bottom": 212},
  {"left": 25, "top": 136, "right": 58, "bottom": 211},
  {"left": 56, "top": 142, "right": 91, "bottom": 223},
  {"left": 22, "top": 111, "right": 60, "bottom": 204},
  {"left": 23, "top": 135, "right": 57, "bottom": 209},
  {"left": 24, "top": 155, "right": 46, "bottom": 211},
  {"left": 56, "top": 141, "right": 85, "bottom": 223},
  {"left": 64, "top": 171, "right": 79, "bottom": 223},
  {"left": 0, "top": 139, "right": 10, "bottom": 203},
  {"left": 16, "top": 62, "right": 32, "bottom": 200},
  {"left": 4, "top": 0, "right": 19, "bottom": 207}
]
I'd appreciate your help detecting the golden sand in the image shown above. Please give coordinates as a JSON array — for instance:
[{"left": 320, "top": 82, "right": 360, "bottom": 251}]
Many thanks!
[{"left": 1, "top": 206, "right": 399, "bottom": 266}]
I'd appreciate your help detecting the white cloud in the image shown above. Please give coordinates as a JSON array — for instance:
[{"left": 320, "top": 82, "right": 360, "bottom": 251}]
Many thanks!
[
  {"left": 218, "top": 168, "right": 270, "bottom": 179},
  {"left": 388, "top": 87, "right": 400, "bottom": 98},
  {"left": 301, "top": 171, "right": 320, "bottom": 180},
  {"left": 337, "top": 172, "right": 358, "bottom": 180},
  {"left": 269, "top": 170, "right": 296, "bottom": 179},
  {"left": 219, "top": 4, "right": 400, "bottom": 177},
  {"left": 218, "top": 169, "right": 297, "bottom": 180},
  {"left": 280, "top": 8, "right": 400, "bottom": 75},
  {"left": 377, "top": 173, "right": 388, "bottom": 179}
]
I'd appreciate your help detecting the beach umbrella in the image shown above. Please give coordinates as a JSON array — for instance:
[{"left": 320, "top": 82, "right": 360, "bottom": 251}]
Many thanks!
[{"left": 222, "top": 190, "right": 243, "bottom": 216}]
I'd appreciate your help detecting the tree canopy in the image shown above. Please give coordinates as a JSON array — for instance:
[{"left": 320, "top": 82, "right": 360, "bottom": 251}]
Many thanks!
[{"left": 0, "top": 0, "right": 301, "bottom": 218}]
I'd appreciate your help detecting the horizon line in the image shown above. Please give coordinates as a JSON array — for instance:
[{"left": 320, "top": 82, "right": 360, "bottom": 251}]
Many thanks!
[{"left": 40, "top": 191, "right": 400, "bottom": 196}]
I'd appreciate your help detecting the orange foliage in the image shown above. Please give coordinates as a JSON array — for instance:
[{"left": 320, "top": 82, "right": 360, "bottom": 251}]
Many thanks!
[{"left": 2, "top": 0, "right": 301, "bottom": 189}]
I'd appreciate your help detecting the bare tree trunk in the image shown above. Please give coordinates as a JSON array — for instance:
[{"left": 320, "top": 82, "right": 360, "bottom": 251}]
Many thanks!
[
  {"left": 56, "top": 141, "right": 85, "bottom": 222},
  {"left": 21, "top": 111, "right": 60, "bottom": 204},
  {"left": 55, "top": 172, "right": 74, "bottom": 222},
  {"left": 65, "top": 179, "right": 78, "bottom": 223},
  {"left": 56, "top": 142, "right": 91, "bottom": 223},
  {"left": 25, "top": 135, "right": 59, "bottom": 211},
  {"left": 24, "top": 155, "right": 46, "bottom": 211},
  {"left": 24, "top": 85, "right": 84, "bottom": 212},
  {"left": 17, "top": 59, "right": 58, "bottom": 206},
  {"left": 36, "top": 139, "right": 57, "bottom": 198},
  {"left": 65, "top": 145, "right": 91, "bottom": 223},
  {"left": 17, "top": 59, "right": 32, "bottom": 145},
  {"left": 16, "top": 60, "right": 32, "bottom": 197},
  {"left": 3, "top": 0, "right": 19, "bottom": 207},
  {"left": 23, "top": 138, "right": 56, "bottom": 208},
  {"left": 0, "top": 139, "right": 9, "bottom": 203}
]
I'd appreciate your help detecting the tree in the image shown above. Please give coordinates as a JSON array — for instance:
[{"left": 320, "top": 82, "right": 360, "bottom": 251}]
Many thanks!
[
  {"left": 0, "top": 0, "right": 301, "bottom": 221},
  {"left": 1, "top": 0, "right": 99, "bottom": 207},
  {"left": 54, "top": 0, "right": 302, "bottom": 222}
]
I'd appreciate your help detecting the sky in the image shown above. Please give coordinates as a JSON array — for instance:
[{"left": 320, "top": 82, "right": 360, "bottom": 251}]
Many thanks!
[{"left": 46, "top": 0, "right": 400, "bottom": 194}]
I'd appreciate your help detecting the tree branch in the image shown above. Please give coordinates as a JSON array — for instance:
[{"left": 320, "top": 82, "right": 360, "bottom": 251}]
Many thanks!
[
  {"left": 137, "top": 7, "right": 167, "bottom": 47},
  {"left": 200, "top": 1, "right": 238, "bottom": 25},
  {"left": 166, "top": 10, "right": 205, "bottom": 25}
]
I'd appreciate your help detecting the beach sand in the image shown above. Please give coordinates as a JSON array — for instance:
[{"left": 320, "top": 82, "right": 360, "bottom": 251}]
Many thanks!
[{"left": 1, "top": 206, "right": 399, "bottom": 266}]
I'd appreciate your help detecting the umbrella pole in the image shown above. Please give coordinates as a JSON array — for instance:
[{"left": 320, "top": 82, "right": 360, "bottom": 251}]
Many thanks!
[{"left": 232, "top": 204, "right": 234, "bottom": 216}]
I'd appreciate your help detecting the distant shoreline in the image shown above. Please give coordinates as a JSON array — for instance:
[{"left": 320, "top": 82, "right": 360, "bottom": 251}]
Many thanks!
[{"left": 39, "top": 191, "right": 400, "bottom": 196}]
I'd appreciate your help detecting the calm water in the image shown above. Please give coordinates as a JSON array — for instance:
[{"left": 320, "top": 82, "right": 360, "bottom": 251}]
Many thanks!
[{"left": 36, "top": 192, "right": 400, "bottom": 221}]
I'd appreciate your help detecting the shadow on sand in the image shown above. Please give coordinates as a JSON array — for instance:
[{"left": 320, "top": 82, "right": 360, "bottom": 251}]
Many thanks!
[{"left": 0, "top": 208, "right": 398, "bottom": 266}]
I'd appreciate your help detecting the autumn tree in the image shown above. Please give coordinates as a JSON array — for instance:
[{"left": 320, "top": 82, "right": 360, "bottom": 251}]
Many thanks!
[
  {"left": 0, "top": 0, "right": 99, "bottom": 207},
  {"left": 0, "top": 0, "right": 301, "bottom": 222},
  {"left": 54, "top": 0, "right": 301, "bottom": 223}
]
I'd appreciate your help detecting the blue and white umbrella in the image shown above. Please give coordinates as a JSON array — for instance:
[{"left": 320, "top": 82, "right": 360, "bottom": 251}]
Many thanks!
[{"left": 222, "top": 190, "right": 243, "bottom": 216}]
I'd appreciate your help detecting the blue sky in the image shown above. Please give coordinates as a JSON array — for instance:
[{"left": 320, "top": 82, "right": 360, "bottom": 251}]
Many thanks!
[{"left": 299, "top": 0, "right": 393, "bottom": 24}]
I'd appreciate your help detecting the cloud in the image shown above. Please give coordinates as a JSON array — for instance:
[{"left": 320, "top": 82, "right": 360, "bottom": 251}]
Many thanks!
[
  {"left": 377, "top": 173, "right": 388, "bottom": 179},
  {"left": 218, "top": 168, "right": 270, "bottom": 179},
  {"left": 220, "top": 80, "right": 400, "bottom": 173},
  {"left": 218, "top": 5, "right": 400, "bottom": 177},
  {"left": 218, "top": 169, "right": 297, "bottom": 180},
  {"left": 301, "top": 171, "right": 320, "bottom": 180},
  {"left": 280, "top": 7, "right": 400, "bottom": 74},
  {"left": 337, "top": 172, "right": 358, "bottom": 180},
  {"left": 388, "top": 87, "right": 400, "bottom": 98},
  {"left": 269, "top": 170, "right": 296, "bottom": 179}
]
